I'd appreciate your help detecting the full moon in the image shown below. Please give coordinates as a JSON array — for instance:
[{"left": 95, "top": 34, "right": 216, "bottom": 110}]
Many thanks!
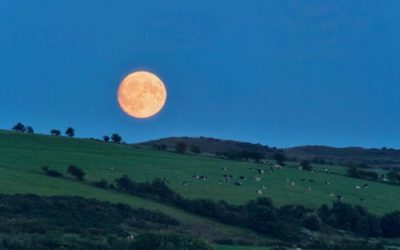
[{"left": 117, "top": 71, "right": 167, "bottom": 119}]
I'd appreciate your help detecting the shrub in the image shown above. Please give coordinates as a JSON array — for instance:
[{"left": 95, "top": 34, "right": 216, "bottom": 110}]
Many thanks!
[
  {"left": 67, "top": 165, "right": 85, "bottom": 180},
  {"left": 303, "top": 214, "right": 321, "bottom": 231},
  {"left": 41, "top": 166, "right": 63, "bottom": 177}
]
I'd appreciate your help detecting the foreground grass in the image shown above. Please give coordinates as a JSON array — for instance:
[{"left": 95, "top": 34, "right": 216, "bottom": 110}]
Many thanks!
[{"left": 0, "top": 130, "right": 399, "bottom": 215}]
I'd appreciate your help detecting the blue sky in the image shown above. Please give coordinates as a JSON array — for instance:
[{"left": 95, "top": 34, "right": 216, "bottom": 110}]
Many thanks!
[{"left": 0, "top": 0, "right": 399, "bottom": 148}]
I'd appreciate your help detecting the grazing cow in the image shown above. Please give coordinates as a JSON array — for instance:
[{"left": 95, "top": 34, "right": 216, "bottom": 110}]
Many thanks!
[
  {"left": 199, "top": 176, "right": 208, "bottom": 181},
  {"left": 324, "top": 181, "right": 330, "bottom": 185},
  {"left": 327, "top": 193, "right": 335, "bottom": 197},
  {"left": 362, "top": 184, "right": 369, "bottom": 189},
  {"left": 336, "top": 195, "right": 343, "bottom": 201},
  {"left": 355, "top": 185, "right": 361, "bottom": 189},
  {"left": 308, "top": 186, "right": 312, "bottom": 192},
  {"left": 163, "top": 178, "right": 170, "bottom": 184},
  {"left": 256, "top": 169, "right": 264, "bottom": 174},
  {"left": 360, "top": 198, "right": 367, "bottom": 203},
  {"left": 182, "top": 181, "right": 188, "bottom": 187},
  {"left": 324, "top": 168, "right": 329, "bottom": 173},
  {"left": 291, "top": 182, "right": 296, "bottom": 186},
  {"left": 257, "top": 189, "right": 262, "bottom": 195},
  {"left": 239, "top": 176, "right": 246, "bottom": 181},
  {"left": 308, "top": 179, "right": 315, "bottom": 183},
  {"left": 254, "top": 176, "right": 261, "bottom": 182},
  {"left": 109, "top": 167, "right": 115, "bottom": 171},
  {"left": 223, "top": 174, "right": 228, "bottom": 178},
  {"left": 193, "top": 175, "right": 200, "bottom": 180},
  {"left": 221, "top": 167, "right": 228, "bottom": 171},
  {"left": 234, "top": 182, "right": 241, "bottom": 186},
  {"left": 262, "top": 186, "right": 267, "bottom": 190},
  {"left": 127, "top": 234, "right": 134, "bottom": 240},
  {"left": 300, "top": 178, "right": 306, "bottom": 182}
]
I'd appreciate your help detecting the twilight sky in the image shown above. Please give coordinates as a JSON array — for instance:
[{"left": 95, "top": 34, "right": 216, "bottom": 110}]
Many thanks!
[{"left": 0, "top": 0, "right": 399, "bottom": 148}]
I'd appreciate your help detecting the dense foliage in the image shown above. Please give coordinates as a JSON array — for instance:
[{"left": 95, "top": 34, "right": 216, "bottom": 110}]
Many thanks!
[
  {"left": 110, "top": 175, "right": 400, "bottom": 241},
  {"left": 0, "top": 195, "right": 214, "bottom": 250}
]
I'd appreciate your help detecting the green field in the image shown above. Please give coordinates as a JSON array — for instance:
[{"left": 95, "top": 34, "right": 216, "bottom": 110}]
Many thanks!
[{"left": 0, "top": 130, "right": 399, "bottom": 216}]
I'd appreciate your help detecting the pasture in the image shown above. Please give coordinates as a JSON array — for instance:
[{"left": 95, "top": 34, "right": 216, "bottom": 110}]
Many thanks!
[{"left": 0, "top": 130, "right": 399, "bottom": 215}]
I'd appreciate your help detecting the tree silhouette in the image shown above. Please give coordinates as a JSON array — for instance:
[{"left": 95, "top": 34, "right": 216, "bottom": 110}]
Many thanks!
[
  {"left": 65, "top": 127, "right": 75, "bottom": 137},
  {"left": 50, "top": 129, "right": 61, "bottom": 136},
  {"left": 300, "top": 160, "right": 312, "bottom": 171},
  {"left": 103, "top": 135, "right": 110, "bottom": 143},
  {"left": 12, "top": 122, "right": 26, "bottom": 132},
  {"left": 274, "top": 153, "right": 286, "bottom": 166},
  {"left": 111, "top": 133, "right": 122, "bottom": 143},
  {"left": 26, "top": 126, "right": 34, "bottom": 133}
]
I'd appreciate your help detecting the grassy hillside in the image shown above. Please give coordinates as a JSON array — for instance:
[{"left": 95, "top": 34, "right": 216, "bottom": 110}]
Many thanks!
[{"left": 0, "top": 130, "right": 399, "bottom": 216}]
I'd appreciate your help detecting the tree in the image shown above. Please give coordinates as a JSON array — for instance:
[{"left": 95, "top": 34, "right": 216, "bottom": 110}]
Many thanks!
[
  {"left": 175, "top": 142, "right": 186, "bottom": 154},
  {"left": 50, "top": 129, "right": 61, "bottom": 136},
  {"left": 347, "top": 166, "right": 359, "bottom": 178},
  {"left": 111, "top": 133, "right": 122, "bottom": 143},
  {"left": 300, "top": 160, "right": 312, "bottom": 171},
  {"left": 381, "top": 211, "right": 400, "bottom": 237},
  {"left": 387, "top": 170, "right": 400, "bottom": 183},
  {"left": 274, "top": 153, "right": 286, "bottom": 166},
  {"left": 12, "top": 122, "right": 26, "bottom": 132},
  {"left": 67, "top": 165, "right": 85, "bottom": 180},
  {"left": 65, "top": 127, "right": 75, "bottom": 137},
  {"left": 190, "top": 145, "right": 201, "bottom": 154},
  {"left": 103, "top": 135, "right": 110, "bottom": 143},
  {"left": 26, "top": 126, "right": 34, "bottom": 133}
]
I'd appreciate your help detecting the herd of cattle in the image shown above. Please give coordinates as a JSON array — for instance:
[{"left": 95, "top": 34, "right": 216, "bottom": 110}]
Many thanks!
[{"left": 180, "top": 164, "right": 371, "bottom": 204}]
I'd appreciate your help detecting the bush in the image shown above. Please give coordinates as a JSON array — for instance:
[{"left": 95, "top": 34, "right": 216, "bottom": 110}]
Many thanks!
[
  {"left": 41, "top": 166, "right": 63, "bottom": 178},
  {"left": 67, "top": 165, "right": 85, "bottom": 180},
  {"left": 93, "top": 179, "right": 109, "bottom": 189},
  {"left": 303, "top": 214, "right": 321, "bottom": 231},
  {"left": 381, "top": 211, "right": 400, "bottom": 237},
  {"left": 50, "top": 129, "right": 61, "bottom": 136},
  {"left": 175, "top": 142, "right": 186, "bottom": 154}
]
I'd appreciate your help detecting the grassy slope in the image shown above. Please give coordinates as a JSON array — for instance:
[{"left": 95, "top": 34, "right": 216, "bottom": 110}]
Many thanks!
[{"left": 0, "top": 130, "right": 399, "bottom": 217}]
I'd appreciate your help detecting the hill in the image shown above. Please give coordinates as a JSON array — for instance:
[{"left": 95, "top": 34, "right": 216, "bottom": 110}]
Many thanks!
[
  {"left": 1, "top": 130, "right": 400, "bottom": 249},
  {"left": 140, "top": 136, "right": 400, "bottom": 168},
  {"left": 285, "top": 145, "right": 400, "bottom": 168},
  {"left": 140, "top": 136, "right": 276, "bottom": 155}
]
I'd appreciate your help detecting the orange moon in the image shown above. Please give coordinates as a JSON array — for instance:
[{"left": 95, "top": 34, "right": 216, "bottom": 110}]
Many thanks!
[{"left": 117, "top": 71, "right": 167, "bottom": 119}]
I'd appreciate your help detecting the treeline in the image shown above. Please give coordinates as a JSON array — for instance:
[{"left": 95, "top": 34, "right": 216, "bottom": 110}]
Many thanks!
[
  {"left": 347, "top": 165, "right": 400, "bottom": 185},
  {"left": 0, "top": 194, "right": 214, "bottom": 250},
  {"left": 94, "top": 175, "right": 400, "bottom": 241},
  {"left": 347, "top": 166, "right": 379, "bottom": 181},
  {"left": 215, "top": 150, "right": 266, "bottom": 163},
  {"left": 11, "top": 122, "right": 124, "bottom": 144}
]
